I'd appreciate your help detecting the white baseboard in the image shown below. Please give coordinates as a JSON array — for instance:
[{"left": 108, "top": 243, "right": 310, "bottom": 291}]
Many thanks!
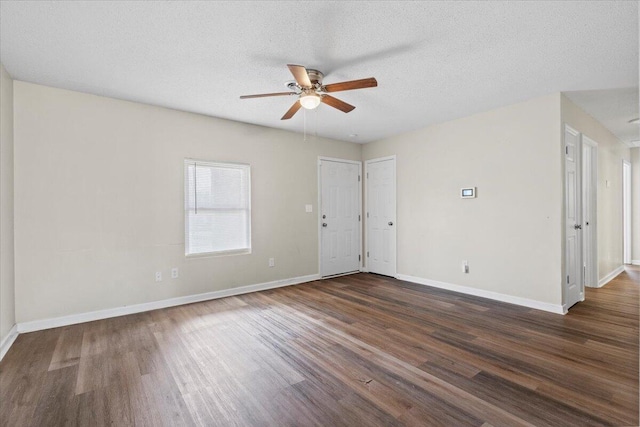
[
  {"left": 17, "top": 274, "right": 320, "bottom": 334},
  {"left": 632, "top": 260, "right": 640, "bottom": 266},
  {"left": 598, "top": 265, "right": 625, "bottom": 287},
  {"left": 396, "top": 274, "right": 565, "bottom": 315},
  {"left": 0, "top": 324, "right": 18, "bottom": 361}
]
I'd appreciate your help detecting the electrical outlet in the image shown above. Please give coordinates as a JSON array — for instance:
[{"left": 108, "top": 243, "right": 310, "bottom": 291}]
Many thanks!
[
  {"left": 171, "top": 268, "right": 179, "bottom": 279},
  {"left": 155, "top": 271, "right": 162, "bottom": 282},
  {"left": 462, "top": 261, "right": 469, "bottom": 274},
  {"left": 268, "top": 258, "right": 275, "bottom": 267},
  {"left": 305, "top": 204, "right": 313, "bottom": 213}
]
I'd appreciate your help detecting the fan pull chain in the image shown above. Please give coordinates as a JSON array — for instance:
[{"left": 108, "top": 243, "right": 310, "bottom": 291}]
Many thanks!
[
  {"left": 303, "top": 108, "right": 307, "bottom": 142},
  {"left": 314, "top": 107, "right": 318, "bottom": 138}
]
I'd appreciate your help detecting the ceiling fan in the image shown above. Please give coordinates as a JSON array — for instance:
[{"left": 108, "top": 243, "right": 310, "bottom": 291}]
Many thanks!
[{"left": 240, "top": 64, "right": 377, "bottom": 120}]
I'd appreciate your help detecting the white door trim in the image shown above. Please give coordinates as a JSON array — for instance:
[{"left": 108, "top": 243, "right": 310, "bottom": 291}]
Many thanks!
[
  {"left": 317, "top": 157, "right": 363, "bottom": 277},
  {"left": 582, "top": 135, "right": 598, "bottom": 287},
  {"left": 364, "top": 155, "right": 397, "bottom": 277},
  {"left": 623, "top": 159, "right": 632, "bottom": 264},
  {"left": 366, "top": 155, "right": 397, "bottom": 163}
]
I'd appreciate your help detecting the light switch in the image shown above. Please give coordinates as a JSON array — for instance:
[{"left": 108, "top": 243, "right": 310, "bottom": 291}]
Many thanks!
[{"left": 305, "top": 204, "right": 313, "bottom": 213}]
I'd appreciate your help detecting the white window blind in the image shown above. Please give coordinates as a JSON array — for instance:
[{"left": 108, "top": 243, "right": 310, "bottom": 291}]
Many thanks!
[{"left": 185, "top": 160, "right": 251, "bottom": 255}]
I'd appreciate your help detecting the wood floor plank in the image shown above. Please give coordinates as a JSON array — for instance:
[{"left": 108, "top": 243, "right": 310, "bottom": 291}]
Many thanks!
[
  {"left": 31, "top": 365, "right": 79, "bottom": 427},
  {"left": 48, "top": 326, "right": 84, "bottom": 371},
  {"left": 1, "top": 267, "right": 637, "bottom": 426}
]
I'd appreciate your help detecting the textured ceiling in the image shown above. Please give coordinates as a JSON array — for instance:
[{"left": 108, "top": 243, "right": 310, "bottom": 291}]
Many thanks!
[
  {"left": 564, "top": 88, "right": 639, "bottom": 147},
  {"left": 0, "top": 1, "right": 638, "bottom": 143}
]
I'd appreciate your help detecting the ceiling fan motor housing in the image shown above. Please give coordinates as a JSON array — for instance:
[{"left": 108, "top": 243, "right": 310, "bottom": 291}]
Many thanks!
[
  {"left": 287, "top": 69, "right": 324, "bottom": 92},
  {"left": 305, "top": 69, "right": 324, "bottom": 85}
]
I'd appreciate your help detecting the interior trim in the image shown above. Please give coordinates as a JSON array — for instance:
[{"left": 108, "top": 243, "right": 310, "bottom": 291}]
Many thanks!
[
  {"left": 597, "top": 265, "right": 625, "bottom": 288},
  {"left": 16, "top": 274, "right": 321, "bottom": 334},
  {"left": 396, "top": 274, "right": 566, "bottom": 315},
  {"left": 0, "top": 324, "right": 18, "bottom": 362}
]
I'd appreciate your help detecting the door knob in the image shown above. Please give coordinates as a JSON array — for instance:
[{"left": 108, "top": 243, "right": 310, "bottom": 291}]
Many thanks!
[
  {"left": 388, "top": 222, "right": 394, "bottom": 226},
  {"left": 574, "top": 224, "right": 582, "bottom": 230},
  {"left": 322, "top": 223, "right": 328, "bottom": 227}
]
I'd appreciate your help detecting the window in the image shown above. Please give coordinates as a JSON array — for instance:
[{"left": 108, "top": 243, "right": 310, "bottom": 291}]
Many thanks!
[{"left": 185, "top": 159, "right": 251, "bottom": 256}]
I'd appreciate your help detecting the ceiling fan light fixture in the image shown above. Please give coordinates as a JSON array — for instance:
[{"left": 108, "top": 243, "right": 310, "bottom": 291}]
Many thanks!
[
  {"left": 300, "top": 92, "right": 321, "bottom": 110},
  {"left": 240, "top": 64, "right": 377, "bottom": 120}
]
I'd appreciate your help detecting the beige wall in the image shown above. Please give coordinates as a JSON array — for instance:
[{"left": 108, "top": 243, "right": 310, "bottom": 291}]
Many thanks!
[
  {"left": 13, "top": 81, "right": 361, "bottom": 323},
  {"left": 363, "top": 94, "right": 564, "bottom": 306},
  {"left": 9, "top": 83, "right": 632, "bottom": 324},
  {"left": 0, "top": 64, "right": 16, "bottom": 342},
  {"left": 561, "top": 95, "right": 631, "bottom": 279},
  {"left": 632, "top": 148, "right": 640, "bottom": 264}
]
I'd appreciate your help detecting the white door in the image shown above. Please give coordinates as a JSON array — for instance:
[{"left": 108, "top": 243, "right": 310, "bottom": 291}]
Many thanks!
[
  {"left": 320, "top": 159, "right": 361, "bottom": 277},
  {"left": 366, "top": 157, "right": 396, "bottom": 277},
  {"left": 565, "top": 125, "right": 583, "bottom": 308},
  {"left": 582, "top": 137, "right": 598, "bottom": 287}
]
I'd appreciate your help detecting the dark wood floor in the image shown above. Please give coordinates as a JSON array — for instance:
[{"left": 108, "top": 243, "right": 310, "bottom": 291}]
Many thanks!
[{"left": 1, "top": 267, "right": 638, "bottom": 426}]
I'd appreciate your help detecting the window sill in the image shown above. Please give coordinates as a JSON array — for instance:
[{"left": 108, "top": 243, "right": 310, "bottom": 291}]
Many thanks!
[{"left": 186, "top": 249, "right": 252, "bottom": 259}]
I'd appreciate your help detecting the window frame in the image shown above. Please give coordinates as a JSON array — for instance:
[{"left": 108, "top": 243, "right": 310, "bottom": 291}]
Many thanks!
[{"left": 184, "top": 158, "right": 252, "bottom": 257}]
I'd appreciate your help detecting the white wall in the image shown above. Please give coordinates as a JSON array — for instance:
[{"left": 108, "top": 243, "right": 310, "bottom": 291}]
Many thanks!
[
  {"left": 0, "top": 64, "right": 16, "bottom": 344},
  {"left": 13, "top": 81, "right": 361, "bottom": 324},
  {"left": 561, "top": 95, "right": 631, "bottom": 278},
  {"left": 632, "top": 148, "right": 640, "bottom": 264},
  {"left": 363, "top": 94, "right": 564, "bottom": 306}
]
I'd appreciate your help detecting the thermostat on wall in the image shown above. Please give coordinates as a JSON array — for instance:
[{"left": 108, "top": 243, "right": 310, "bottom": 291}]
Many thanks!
[{"left": 461, "top": 187, "right": 476, "bottom": 198}]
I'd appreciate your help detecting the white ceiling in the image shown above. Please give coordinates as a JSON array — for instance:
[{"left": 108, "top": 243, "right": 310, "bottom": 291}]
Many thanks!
[
  {"left": 0, "top": 1, "right": 638, "bottom": 144},
  {"left": 564, "top": 88, "right": 639, "bottom": 147}
]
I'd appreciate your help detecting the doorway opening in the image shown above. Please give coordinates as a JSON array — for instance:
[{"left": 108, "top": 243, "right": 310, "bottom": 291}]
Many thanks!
[
  {"left": 318, "top": 157, "right": 362, "bottom": 277},
  {"left": 582, "top": 136, "right": 598, "bottom": 287},
  {"left": 564, "top": 125, "right": 599, "bottom": 310},
  {"left": 365, "top": 156, "right": 397, "bottom": 277}
]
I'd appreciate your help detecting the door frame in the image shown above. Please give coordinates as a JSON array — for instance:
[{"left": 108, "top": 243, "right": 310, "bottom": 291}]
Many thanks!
[
  {"left": 623, "top": 159, "right": 631, "bottom": 264},
  {"left": 317, "top": 156, "right": 363, "bottom": 277},
  {"left": 582, "top": 136, "right": 598, "bottom": 287},
  {"left": 364, "top": 155, "right": 397, "bottom": 277}
]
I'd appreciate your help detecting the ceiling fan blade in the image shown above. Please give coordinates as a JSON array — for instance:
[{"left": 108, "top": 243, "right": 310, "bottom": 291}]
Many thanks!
[
  {"left": 281, "top": 100, "right": 302, "bottom": 120},
  {"left": 323, "top": 77, "right": 378, "bottom": 93},
  {"left": 287, "top": 64, "right": 313, "bottom": 88},
  {"left": 321, "top": 95, "right": 355, "bottom": 113},
  {"left": 240, "top": 92, "right": 297, "bottom": 99}
]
